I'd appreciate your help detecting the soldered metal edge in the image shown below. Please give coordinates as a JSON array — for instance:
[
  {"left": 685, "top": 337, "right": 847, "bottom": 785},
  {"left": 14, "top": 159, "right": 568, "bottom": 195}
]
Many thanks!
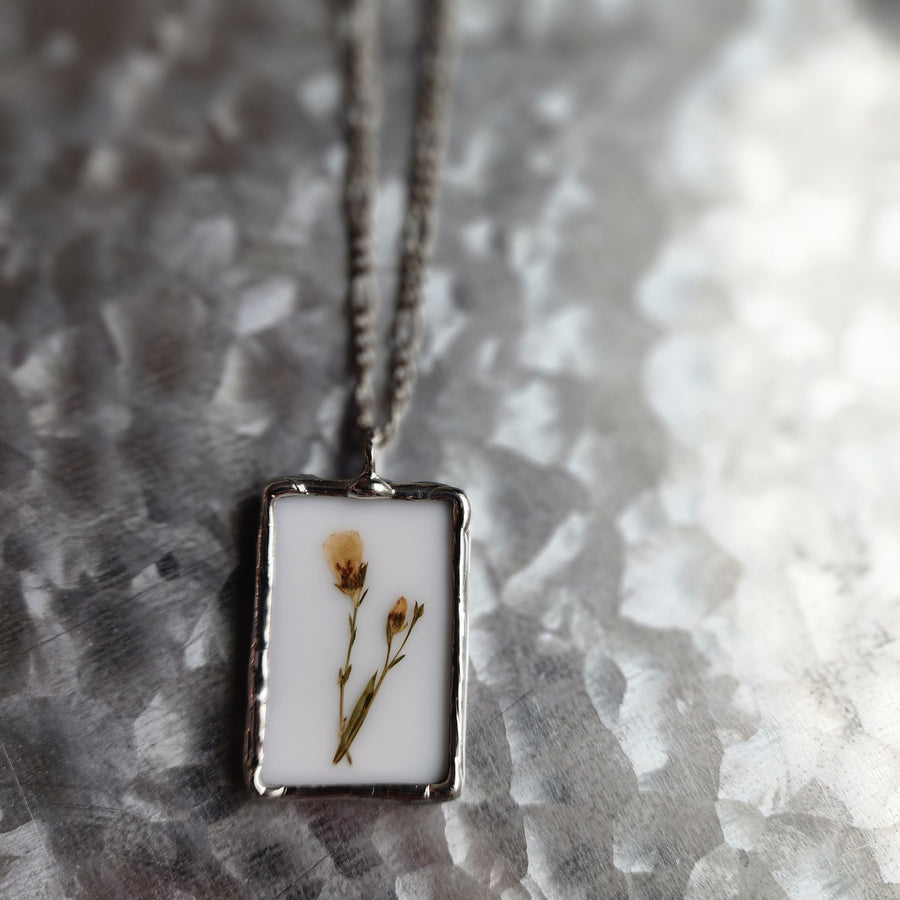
[{"left": 244, "top": 475, "right": 469, "bottom": 802}]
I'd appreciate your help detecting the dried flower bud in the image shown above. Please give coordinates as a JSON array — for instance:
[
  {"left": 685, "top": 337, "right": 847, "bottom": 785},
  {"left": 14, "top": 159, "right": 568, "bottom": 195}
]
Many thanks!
[
  {"left": 323, "top": 530, "right": 365, "bottom": 594},
  {"left": 387, "top": 596, "right": 408, "bottom": 637}
]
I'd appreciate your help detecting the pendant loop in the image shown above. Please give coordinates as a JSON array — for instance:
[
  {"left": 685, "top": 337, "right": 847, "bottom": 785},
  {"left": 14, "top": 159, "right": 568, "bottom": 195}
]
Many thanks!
[{"left": 348, "top": 428, "right": 393, "bottom": 497}]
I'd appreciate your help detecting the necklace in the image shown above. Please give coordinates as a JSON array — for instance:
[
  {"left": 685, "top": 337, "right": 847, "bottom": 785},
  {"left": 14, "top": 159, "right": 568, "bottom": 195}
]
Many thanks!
[{"left": 244, "top": 0, "right": 469, "bottom": 801}]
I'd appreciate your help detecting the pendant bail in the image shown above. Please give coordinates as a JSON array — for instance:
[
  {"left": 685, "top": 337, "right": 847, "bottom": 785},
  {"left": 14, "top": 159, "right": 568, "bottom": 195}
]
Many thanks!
[{"left": 348, "top": 428, "right": 393, "bottom": 497}]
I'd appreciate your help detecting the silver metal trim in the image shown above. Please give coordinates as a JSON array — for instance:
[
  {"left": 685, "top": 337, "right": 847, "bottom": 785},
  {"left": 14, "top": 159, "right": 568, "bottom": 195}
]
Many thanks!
[{"left": 244, "top": 473, "right": 470, "bottom": 802}]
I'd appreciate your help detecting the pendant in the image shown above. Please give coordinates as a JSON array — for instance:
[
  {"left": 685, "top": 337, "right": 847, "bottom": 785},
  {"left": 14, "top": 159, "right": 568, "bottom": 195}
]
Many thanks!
[{"left": 244, "top": 453, "right": 469, "bottom": 801}]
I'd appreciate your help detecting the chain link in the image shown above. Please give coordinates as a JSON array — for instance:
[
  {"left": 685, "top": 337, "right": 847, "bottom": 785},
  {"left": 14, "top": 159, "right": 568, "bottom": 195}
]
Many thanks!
[{"left": 340, "top": 0, "right": 455, "bottom": 451}]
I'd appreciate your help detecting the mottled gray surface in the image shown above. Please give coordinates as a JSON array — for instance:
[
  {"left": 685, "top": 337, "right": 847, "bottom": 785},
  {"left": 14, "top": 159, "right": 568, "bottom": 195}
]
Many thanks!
[{"left": 2, "top": 0, "right": 900, "bottom": 897}]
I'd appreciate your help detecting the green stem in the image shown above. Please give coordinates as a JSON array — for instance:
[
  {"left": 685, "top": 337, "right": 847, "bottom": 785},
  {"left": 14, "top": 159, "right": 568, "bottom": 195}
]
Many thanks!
[
  {"left": 338, "top": 589, "right": 361, "bottom": 742},
  {"left": 390, "top": 622, "right": 415, "bottom": 665},
  {"left": 365, "top": 626, "right": 411, "bottom": 724},
  {"left": 373, "top": 635, "right": 394, "bottom": 698},
  {"left": 332, "top": 618, "right": 421, "bottom": 765}
]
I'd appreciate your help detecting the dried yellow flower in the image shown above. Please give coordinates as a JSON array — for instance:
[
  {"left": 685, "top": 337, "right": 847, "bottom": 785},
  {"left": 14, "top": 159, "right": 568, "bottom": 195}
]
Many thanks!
[
  {"left": 387, "top": 596, "right": 408, "bottom": 637},
  {"left": 325, "top": 534, "right": 427, "bottom": 766},
  {"left": 323, "top": 530, "right": 366, "bottom": 594}
]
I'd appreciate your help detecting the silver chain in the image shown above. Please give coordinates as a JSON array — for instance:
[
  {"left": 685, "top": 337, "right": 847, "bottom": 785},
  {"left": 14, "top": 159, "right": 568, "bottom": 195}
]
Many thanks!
[{"left": 340, "top": 0, "right": 455, "bottom": 452}]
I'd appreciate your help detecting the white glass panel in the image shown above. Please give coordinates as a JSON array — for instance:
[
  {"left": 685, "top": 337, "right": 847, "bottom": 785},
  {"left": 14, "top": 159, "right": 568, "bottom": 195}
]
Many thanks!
[{"left": 260, "top": 494, "right": 453, "bottom": 786}]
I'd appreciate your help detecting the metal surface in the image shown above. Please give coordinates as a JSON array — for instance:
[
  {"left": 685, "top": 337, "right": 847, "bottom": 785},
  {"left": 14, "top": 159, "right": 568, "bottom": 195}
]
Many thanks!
[
  {"left": 245, "top": 474, "right": 469, "bottom": 802},
  {"left": 2, "top": 0, "right": 900, "bottom": 897}
]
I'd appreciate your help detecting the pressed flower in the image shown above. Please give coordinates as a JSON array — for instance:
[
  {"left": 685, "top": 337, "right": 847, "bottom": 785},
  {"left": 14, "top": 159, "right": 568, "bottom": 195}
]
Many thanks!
[
  {"left": 387, "top": 596, "right": 408, "bottom": 637},
  {"left": 325, "top": 529, "right": 369, "bottom": 762},
  {"left": 323, "top": 530, "right": 365, "bottom": 594},
  {"left": 334, "top": 592, "right": 426, "bottom": 766},
  {"left": 324, "top": 531, "right": 427, "bottom": 766}
]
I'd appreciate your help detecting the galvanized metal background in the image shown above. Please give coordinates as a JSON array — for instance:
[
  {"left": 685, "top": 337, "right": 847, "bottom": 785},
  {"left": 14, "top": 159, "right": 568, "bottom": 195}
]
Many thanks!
[{"left": 2, "top": 0, "right": 900, "bottom": 897}]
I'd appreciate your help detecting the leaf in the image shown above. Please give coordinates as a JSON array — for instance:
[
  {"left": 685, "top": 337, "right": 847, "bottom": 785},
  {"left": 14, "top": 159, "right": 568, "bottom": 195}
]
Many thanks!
[
  {"left": 387, "top": 653, "right": 406, "bottom": 670},
  {"left": 334, "top": 672, "right": 377, "bottom": 764},
  {"left": 344, "top": 664, "right": 351, "bottom": 682}
]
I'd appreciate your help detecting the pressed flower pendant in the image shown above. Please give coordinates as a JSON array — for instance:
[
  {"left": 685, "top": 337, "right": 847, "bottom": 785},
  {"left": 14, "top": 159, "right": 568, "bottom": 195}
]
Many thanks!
[{"left": 244, "top": 463, "right": 469, "bottom": 801}]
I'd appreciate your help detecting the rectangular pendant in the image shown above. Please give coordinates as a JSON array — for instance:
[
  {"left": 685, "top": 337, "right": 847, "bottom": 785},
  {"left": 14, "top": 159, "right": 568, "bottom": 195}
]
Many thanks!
[{"left": 244, "top": 473, "right": 469, "bottom": 801}]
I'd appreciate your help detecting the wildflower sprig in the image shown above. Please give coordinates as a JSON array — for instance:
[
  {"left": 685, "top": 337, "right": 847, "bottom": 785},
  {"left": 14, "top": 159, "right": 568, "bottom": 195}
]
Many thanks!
[
  {"left": 323, "top": 531, "right": 368, "bottom": 764},
  {"left": 323, "top": 531, "right": 425, "bottom": 766},
  {"left": 332, "top": 596, "right": 424, "bottom": 765}
]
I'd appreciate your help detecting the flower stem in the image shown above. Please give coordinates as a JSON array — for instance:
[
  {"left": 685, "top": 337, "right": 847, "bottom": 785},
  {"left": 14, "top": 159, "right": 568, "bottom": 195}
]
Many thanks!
[
  {"left": 337, "top": 583, "right": 365, "bottom": 759},
  {"left": 339, "top": 597, "right": 356, "bottom": 736},
  {"left": 332, "top": 614, "right": 422, "bottom": 765}
]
